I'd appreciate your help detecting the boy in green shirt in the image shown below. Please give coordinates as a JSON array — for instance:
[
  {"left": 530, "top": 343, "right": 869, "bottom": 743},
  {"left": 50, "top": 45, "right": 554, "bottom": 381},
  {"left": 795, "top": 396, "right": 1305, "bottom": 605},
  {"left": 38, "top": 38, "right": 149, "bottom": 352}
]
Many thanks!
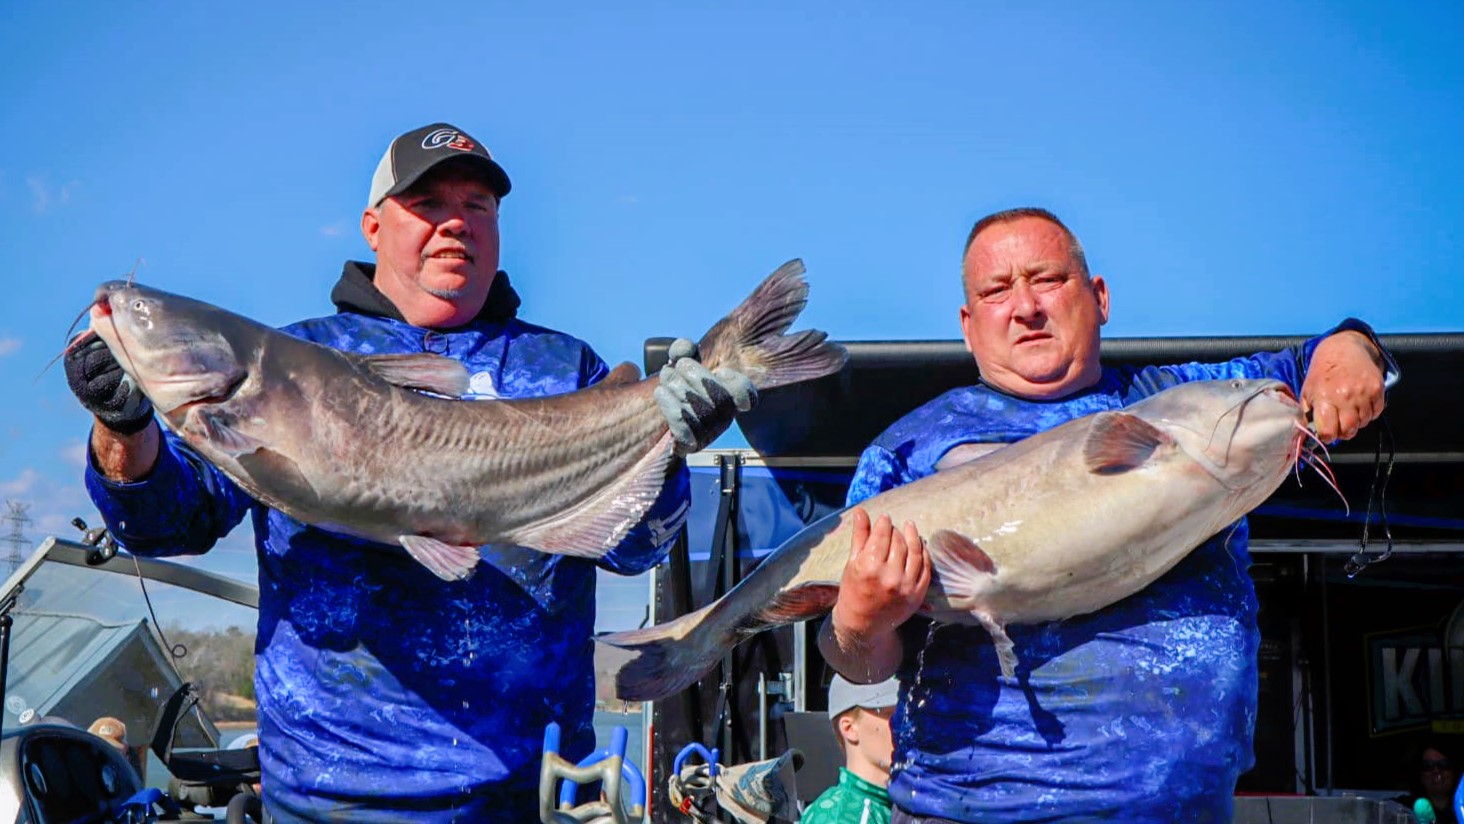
[{"left": 804, "top": 676, "right": 898, "bottom": 824}]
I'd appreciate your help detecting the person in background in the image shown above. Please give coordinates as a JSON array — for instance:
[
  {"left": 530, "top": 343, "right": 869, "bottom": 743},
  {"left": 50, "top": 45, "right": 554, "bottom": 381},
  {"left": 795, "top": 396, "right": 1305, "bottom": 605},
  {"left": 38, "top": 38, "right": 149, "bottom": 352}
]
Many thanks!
[
  {"left": 1397, "top": 739, "right": 1460, "bottom": 824},
  {"left": 803, "top": 675, "right": 898, "bottom": 824},
  {"left": 64, "top": 122, "right": 751, "bottom": 821},
  {"left": 88, "top": 715, "right": 146, "bottom": 782}
]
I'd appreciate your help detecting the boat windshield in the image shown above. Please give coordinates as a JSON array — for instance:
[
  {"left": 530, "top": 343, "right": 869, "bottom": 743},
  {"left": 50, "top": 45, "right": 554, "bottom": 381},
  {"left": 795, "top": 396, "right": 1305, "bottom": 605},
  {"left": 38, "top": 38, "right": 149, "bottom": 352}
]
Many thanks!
[{"left": 0, "top": 538, "right": 258, "bottom": 789}]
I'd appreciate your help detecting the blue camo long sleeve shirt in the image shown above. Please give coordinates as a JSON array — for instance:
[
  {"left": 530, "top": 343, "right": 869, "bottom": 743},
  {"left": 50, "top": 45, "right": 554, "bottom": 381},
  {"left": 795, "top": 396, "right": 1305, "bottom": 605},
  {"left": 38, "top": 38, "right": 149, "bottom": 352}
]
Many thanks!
[
  {"left": 846, "top": 321, "right": 1395, "bottom": 824},
  {"left": 84, "top": 264, "right": 686, "bottom": 821}
]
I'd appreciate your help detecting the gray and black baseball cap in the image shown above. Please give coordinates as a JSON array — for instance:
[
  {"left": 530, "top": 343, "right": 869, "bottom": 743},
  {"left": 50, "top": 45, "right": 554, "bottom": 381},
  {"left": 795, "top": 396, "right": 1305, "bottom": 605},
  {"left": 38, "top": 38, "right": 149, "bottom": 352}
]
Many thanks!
[{"left": 366, "top": 122, "right": 511, "bottom": 209}]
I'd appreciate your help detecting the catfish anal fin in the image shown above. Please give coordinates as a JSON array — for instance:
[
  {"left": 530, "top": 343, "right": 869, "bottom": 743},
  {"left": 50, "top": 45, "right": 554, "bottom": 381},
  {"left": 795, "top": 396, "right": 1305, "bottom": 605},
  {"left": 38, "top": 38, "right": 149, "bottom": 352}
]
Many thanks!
[
  {"left": 511, "top": 434, "right": 676, "bottom": 558},
  {"left": 756, "top": 584, "right": 840, "bottom": 626},
  {"left": 399, "top": 535, "right": 480, "bottom": 581}
]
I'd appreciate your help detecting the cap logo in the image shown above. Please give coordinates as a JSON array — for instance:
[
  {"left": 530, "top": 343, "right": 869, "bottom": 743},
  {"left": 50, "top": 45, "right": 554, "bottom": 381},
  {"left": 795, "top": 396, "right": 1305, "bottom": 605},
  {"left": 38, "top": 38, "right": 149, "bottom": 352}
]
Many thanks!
[{"left": 422, "top": 128, "right": 476, "bottom": 153}]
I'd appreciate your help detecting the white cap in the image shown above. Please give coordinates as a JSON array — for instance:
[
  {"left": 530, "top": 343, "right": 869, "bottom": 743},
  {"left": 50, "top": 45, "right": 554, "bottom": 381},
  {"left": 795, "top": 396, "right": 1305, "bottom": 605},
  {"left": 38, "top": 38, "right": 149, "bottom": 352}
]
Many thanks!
[{"left": 827, "top": 675, "right": 900, "bottom": 719}]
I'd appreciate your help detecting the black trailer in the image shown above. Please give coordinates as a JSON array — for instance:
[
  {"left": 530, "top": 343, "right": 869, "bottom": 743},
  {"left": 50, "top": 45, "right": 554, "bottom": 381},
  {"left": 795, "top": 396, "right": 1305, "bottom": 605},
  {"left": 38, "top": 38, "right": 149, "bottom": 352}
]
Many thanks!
[{"left": 638, "top": 332, "right": 1464, "bottom": 821}]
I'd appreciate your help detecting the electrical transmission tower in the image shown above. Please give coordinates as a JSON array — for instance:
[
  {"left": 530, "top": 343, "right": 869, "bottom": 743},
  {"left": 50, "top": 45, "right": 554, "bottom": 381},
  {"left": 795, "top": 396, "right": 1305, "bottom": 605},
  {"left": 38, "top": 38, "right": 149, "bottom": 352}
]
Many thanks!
[{"left": 4, "top": 500, "right": 32, "bottom": 577}]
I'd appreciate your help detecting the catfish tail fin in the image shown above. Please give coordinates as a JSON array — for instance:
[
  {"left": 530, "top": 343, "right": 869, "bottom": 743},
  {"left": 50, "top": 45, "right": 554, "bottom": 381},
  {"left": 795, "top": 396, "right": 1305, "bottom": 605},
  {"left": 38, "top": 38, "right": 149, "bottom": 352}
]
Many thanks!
[
  {"left": 597, "top": 603, "right": 734, "bottom": 702},
  {"left": 697, "top": 259, "right": 848, "bottom": 391}
]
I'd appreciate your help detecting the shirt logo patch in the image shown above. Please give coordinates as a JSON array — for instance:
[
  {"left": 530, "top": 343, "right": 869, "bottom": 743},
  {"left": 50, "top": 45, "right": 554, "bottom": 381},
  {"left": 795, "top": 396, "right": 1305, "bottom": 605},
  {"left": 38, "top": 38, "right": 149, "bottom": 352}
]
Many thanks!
[{"left": 468, "top": 371, "right": 498, "bottom": 398}]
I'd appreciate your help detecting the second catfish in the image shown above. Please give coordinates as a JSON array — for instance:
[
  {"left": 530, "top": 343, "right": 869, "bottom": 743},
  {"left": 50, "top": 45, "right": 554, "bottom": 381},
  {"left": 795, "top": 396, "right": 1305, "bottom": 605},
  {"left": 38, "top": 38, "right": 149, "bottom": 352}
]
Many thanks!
[{"left": 601, "top": 377, "right": 1311, "bottom": 698}]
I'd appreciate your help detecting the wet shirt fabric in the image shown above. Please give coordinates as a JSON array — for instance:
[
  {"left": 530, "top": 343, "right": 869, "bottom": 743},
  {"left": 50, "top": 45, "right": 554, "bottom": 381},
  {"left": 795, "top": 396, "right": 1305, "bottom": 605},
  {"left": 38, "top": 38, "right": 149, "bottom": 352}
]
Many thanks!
[
  {"left": 84, "top": 264, "right": 687, "bottom": 822},
  {"left": 845, "top": 322, "right": 1391, "bottom": 824},
  {"left": 803, "top": 768, "right": 893, "bottom": 824}
]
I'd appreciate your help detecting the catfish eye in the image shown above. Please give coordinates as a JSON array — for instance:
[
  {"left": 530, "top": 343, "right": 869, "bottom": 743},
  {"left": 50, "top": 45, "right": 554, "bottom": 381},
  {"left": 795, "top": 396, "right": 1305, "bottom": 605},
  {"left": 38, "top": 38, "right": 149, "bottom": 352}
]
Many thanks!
[{"left": 132, "top": 299, "right": 147, "bottom": 311}]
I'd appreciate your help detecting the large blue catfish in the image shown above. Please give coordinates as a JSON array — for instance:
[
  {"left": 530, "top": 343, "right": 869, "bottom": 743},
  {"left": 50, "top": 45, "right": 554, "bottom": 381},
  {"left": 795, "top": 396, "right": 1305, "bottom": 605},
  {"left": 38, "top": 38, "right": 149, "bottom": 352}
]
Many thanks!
[
  {"left": 600, "top": 378, "right": 1311, "bottom": 700},
  {"left": 86, "top": 260, "right": 845, "bottom": 581}
]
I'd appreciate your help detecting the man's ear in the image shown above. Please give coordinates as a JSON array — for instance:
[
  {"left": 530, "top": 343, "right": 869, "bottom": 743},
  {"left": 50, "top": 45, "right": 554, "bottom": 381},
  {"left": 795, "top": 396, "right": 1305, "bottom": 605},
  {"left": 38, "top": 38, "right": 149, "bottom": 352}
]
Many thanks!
[
  {"left": 1091, "top": 274, "right": 1110, "bottom": 326},
  {"left": 959, "top": 303, "right": 977, "bottom": 357},
  {"left": 838, "top": 712, "right": 860, "bottom": 746},
  {"left": 361, "top": 207, "right": 381, "bottom": 251}
]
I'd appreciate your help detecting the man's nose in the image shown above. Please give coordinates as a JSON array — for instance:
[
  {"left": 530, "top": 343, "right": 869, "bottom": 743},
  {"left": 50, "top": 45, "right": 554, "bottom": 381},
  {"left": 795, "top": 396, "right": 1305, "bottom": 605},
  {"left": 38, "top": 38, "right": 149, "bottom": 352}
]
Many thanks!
[
  {"left": 439, "top": 209, "right": 469, "bottom": 236},
  {"left": 1009, "top": 279, "right": 1041, "bottom": 319}
]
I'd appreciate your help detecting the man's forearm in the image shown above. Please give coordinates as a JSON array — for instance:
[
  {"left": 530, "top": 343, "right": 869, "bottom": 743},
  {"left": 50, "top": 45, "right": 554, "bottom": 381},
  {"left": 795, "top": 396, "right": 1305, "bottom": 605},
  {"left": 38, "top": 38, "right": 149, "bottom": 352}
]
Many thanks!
[
  {"left": 90, "top": 419, "right": 161, "bottom": 482},
  {"left": 818, "top": 615, "right": 903, "bottom": 684}
]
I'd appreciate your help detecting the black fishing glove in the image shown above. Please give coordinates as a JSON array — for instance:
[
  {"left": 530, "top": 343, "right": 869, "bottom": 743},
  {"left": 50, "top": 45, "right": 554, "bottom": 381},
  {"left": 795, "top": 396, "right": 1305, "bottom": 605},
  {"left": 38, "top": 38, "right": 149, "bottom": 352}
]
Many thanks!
[
  {"left": 655, "top": 338, "right": 757, "bottom": 455},
  {"left": 64, "top": 336, "right": 154, "bottom": 434}
]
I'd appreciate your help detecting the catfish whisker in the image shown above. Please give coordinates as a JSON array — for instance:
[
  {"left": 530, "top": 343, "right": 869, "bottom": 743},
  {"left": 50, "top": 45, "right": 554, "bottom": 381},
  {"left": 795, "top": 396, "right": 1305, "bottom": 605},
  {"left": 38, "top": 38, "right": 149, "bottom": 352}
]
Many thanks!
[
  {"left": 1297, "top": 422, "right": 1331, "bottom": 463},
  {"left": 1300, "top": 453, "right": 1349, "bottom": 516},
  {"left": 37, "top": 309, "right": 102, "bottom": 382}
]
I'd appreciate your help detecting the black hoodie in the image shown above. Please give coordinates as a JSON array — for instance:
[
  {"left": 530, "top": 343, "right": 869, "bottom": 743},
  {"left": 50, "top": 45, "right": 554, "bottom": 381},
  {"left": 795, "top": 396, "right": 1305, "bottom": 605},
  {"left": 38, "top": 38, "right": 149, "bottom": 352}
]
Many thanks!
[{"left": 328, "top": 260, "right": 521, "bottom": 327}]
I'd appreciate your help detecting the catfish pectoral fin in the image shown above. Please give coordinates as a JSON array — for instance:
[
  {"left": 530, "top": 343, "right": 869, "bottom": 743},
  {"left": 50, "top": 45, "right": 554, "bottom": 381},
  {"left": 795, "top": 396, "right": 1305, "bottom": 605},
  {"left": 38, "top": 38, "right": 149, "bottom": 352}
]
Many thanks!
[
  {"left": 188, "top": 411, "right": 266, "bottom": 457},
  {"left": 1082, "top": 411, "right": 1174, "bottom": 474},
  {"left": 398, "top": 535, "right": 480, "bottom": 582},
  {"left": 235, "top": 447, "right": 321, "bottom": 509},
  {"left": 926, "top": 529, "right": 997, "bottom": 601}
]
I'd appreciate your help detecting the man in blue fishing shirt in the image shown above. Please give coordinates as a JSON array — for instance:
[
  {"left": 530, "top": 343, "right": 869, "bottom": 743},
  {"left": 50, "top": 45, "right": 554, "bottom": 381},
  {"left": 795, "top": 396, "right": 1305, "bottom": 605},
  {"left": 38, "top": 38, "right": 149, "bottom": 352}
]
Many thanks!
[
  {"left": 64, "top": 122, "right": 750, "bottom": 821},
  {"left": 818, "top": 207, "right": 1396, "bottom": 823}
]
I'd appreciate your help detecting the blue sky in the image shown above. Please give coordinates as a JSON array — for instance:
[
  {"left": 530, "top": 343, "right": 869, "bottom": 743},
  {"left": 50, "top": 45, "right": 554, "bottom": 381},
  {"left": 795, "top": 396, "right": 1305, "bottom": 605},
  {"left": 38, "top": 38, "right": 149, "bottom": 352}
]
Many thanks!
[{"left": 1, "top": 3, "right": 1461, "bottom": 617}]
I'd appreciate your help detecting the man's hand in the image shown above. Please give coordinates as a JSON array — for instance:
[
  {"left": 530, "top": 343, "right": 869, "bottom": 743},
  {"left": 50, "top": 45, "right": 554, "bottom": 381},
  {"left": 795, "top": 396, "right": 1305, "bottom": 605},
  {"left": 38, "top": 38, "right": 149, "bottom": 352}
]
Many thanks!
[
  {"left": 64, "top": 335, "right": 155, "bottom": 434},
  {"left": 654, "top": 338, "right": 757, "bottom": 455},
  {"left": 1301, "top": 330, "right": 1387, "bottom": 442},
  {"left": 821, "top": 508, "right": 930, "bottom": 682}
]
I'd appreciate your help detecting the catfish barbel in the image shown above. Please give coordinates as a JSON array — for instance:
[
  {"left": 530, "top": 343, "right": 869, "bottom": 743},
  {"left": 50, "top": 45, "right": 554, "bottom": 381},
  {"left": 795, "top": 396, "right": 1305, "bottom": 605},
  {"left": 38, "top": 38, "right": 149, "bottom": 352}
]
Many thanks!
[
  {"left": 85, "top": 260, "right": 846, "bottom": 581},
  {"left": 600, "top": 378, "right": 1312, "bottom": 700}
]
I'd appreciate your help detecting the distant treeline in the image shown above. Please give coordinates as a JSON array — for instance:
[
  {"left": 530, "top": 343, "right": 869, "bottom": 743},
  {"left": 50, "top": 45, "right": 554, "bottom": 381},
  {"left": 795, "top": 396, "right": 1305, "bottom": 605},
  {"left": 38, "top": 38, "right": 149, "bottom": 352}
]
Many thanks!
[{"left": 163, "top": 624, "right": 257, "bottom": 721}]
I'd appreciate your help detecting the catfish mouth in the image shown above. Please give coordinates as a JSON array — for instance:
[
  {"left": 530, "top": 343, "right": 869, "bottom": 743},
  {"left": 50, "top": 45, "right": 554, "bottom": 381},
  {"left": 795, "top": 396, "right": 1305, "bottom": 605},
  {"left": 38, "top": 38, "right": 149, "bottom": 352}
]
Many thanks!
[
  {"left": 1265, "top": 383, "right": 1298, "bottom": 407},
  {"left": 1192, "top": 380, "right": 1304, "bottom": 489}
]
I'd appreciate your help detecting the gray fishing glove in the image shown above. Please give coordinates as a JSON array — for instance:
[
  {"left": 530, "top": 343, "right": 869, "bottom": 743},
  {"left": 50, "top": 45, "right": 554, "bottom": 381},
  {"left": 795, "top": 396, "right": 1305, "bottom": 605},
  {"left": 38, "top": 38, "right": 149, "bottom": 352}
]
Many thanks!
[
  {"left": 64, "top": 335, "right": 154, "bottom": 434},
  {"left": 655, "top": 338, "right": 757, "bottom": 455}
]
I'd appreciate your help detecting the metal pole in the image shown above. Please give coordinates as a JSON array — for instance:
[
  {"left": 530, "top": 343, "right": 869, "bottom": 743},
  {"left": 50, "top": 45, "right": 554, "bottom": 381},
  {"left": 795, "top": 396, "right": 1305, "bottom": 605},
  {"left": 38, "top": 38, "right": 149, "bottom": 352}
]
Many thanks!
[
  {"left": 715, "top": 454, "right": 741, "bottom": 770},
  {"left": 1320, "top": 554, "right": 1334, "bottom": 794},
  {"left": 1299, "top": 554, "right": 1317, "bottom": 795},
  {"left": 758, "top": 672, "right": 768, "bottom": 762},
  {"left": 0, "top": 588, "right": 22, "bottom": 745}
]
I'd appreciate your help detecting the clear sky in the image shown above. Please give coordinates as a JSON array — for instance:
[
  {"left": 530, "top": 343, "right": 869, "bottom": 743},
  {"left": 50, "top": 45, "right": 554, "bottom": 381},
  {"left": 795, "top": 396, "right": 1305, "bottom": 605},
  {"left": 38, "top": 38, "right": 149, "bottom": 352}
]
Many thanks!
[{"left": 1, "top": 3, "right": 1461, "bottom": 606}]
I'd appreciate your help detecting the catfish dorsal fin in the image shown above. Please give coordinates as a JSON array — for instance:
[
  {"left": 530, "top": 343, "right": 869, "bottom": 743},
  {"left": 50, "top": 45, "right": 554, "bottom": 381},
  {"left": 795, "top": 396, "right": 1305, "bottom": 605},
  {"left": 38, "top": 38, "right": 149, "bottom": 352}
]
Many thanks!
[
  {"left": 580, "top": 362, "right": 642, "bottom": 395},
  {"left": 355, "top": 353, "right": 470, "bottom": 397},
  {"left": 1083, "top": 412, "right": 1173, "bottom": 474},
  {"left": 601, "top": 362, "right": 642, "bottom": 387}
]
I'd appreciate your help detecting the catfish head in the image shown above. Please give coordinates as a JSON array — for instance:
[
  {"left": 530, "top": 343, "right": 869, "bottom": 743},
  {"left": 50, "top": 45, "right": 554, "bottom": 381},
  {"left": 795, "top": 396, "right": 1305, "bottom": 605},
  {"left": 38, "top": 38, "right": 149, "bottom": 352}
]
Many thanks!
[
  {"left": 1136, "top": 377, "right": 1306, "bottom": 501},
  {"left": 88, "top": 280, "right": 255, "bottom": 420}
]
